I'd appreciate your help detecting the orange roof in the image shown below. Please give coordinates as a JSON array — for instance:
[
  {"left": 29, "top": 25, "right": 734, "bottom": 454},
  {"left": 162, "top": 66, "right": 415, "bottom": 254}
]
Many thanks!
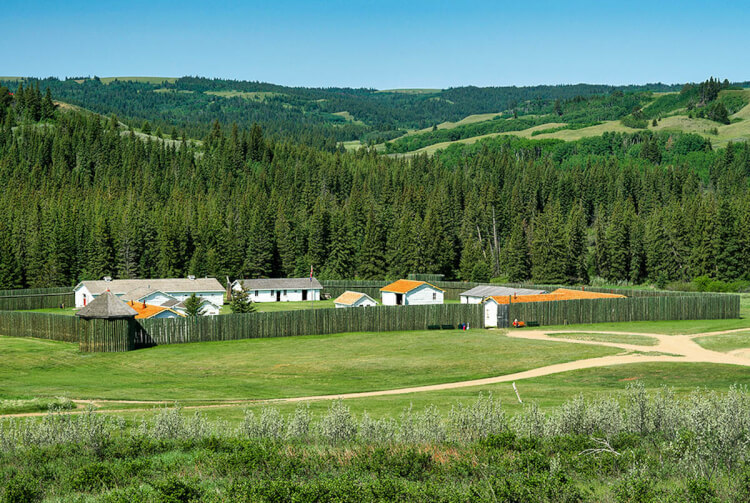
[
  {"left": 127, "top": 301, "right": 182, "bottom": 319},
  {"left": 380, "top": 279, "right": 445, "bottom": 294},
  {"left": 485, "top": 288, "right": 625, "bottom": 305},
  {"left": 334, "top": 291, "right": 374, "bottom": 305}
]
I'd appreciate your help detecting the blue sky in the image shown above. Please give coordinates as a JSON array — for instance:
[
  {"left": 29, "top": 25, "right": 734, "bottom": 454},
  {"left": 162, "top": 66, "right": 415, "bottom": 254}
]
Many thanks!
[{"left": 2, "top": 0, "right": 748, "bottom": 89}]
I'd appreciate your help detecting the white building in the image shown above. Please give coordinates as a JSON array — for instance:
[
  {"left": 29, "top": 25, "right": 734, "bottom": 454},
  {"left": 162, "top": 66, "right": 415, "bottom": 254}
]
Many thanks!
[
  {"left": 231, "top": 277, "right": 322, "bottom": 302},
  {"left": 380, "top": 280, "right": 444, "bottom": 306},
  {"left": 74, "top": 277, "right": 225, "bottom": 310},
  {"left": 334, "top": 291, "right": 377, "bottom": 308},
  {"left": 482, "top": 297, "right": 505, "bottom": 327},
  {"left": 459, "top": 285, "right": 546, "bottom": 304}
]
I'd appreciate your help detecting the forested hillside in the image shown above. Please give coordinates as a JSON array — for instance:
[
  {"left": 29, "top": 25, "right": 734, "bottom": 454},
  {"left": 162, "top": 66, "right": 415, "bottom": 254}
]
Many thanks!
[
  {"left": 1, "top": 84, "right": 749, "bottom": 290},
  {"left": 0, "top": 77, "right": 683, "bottom": 149}
]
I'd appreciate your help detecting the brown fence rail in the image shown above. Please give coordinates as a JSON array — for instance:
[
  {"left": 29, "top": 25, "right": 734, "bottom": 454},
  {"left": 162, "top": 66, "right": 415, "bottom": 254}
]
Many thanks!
[
  {"left": 135, "top": 304, "right": 484, "bottom": 346},
  {"left": 0, "top": 311, "right": 79, "bottom": 342},
  {"left": 507, "top": 295, "right": 741, "bottom": 327}
]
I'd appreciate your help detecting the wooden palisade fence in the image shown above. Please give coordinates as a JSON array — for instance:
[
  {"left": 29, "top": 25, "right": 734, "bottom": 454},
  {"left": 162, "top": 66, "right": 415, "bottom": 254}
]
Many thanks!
[
  {"left": 78, "top": 319, "right": 138, "bottom": 352},
  {"left": 0, "top": 311, "right": 79, "bottom": 342},
  {"left": 135, "top": 304, "right": 484, "bottom": 346},
  {"left": 0, "top": 288, "right": 74, "bottom": 311},
  {"left": 507, "top": 295, "right": 741, "bottom": 326}
]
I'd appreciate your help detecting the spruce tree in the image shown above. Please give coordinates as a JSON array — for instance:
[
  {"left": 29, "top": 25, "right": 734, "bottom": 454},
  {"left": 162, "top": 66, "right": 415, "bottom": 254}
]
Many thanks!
[
  {"left": 505, "top": 219, "right": 530, "bottom": 282},
  {"left": 530, "top": 204, "right": 566, "bottom": 283}
]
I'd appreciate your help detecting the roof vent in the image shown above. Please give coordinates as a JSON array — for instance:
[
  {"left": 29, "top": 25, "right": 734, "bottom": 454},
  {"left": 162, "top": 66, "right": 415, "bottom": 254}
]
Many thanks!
[
  {"left": 103, "top": 276, "right": 112, "bottom": 282},
  {"left": 188, "top": 275, "right": 196, "bottom": 280}
]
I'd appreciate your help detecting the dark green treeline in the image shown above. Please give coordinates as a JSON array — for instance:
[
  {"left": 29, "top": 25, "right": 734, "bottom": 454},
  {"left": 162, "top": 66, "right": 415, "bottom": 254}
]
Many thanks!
[{"left": 1, "top": 85, "right": 749, "bottom": 289}]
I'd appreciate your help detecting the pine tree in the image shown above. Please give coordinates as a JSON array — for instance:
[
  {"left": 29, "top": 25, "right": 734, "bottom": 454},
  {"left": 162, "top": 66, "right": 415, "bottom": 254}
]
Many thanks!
[
  {"left": 505, "top": 219, "right": 530, "bottom": 282},
  {"left": 183, "top": 293, "right": 203, "bottom": 317},
  {"left": 715, "top": 198, "right": 740, "bottom": 281},
  {"left": 357, "top": 210, "right": 387, "bottom": 280},
  {"left": 229, "top": 288, "right": 256, "bottom": 313},
  {"left": 565, "top": 204, "right": 588, "bottom": 283},
  {"left": 530, "top": 204, "right": 566, "bottom": 283}
]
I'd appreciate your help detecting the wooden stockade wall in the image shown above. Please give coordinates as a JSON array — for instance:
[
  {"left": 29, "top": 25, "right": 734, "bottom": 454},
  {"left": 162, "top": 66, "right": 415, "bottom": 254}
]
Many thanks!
[
  {"left": 78, "top": 319, "right": 136, "bottom": 352},
  {"left": 135, "top": 304, "right": 484, "bottom": 346},
  {"left": 0, "top": 311, "right": 79, "bottom": 342},
  {"left": 507, "top": 295, "right": 741, "bottom": 327},
  {"left": 0, "top": 287, "right": 74, "bottom": 311}
]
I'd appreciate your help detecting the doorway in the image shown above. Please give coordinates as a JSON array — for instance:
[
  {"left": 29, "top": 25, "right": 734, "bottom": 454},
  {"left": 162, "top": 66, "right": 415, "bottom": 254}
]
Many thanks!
[
  {"left": 276, "top": 291, "right": 281, "bottom": 302},
  {"left": 395, "top": 293, "right": 404, "bottom": 305},
  {"left": 302, "top": 290, "right": 308, "bottom": 301}
]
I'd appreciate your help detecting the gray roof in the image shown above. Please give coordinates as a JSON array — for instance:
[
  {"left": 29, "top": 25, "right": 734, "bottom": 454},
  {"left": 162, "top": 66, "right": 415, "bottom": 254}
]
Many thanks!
[
  {"left": 75, "top": 278, "right": 224, "bottom": 296},
  {"left": 460, "top": 285, "right": 547, "bottom": 298},
  {"left": 75, "top": 291, "right": 138, "bottom": 319},
  {"left": 237, "top": 277, "right": 323, "bottom": 290}
]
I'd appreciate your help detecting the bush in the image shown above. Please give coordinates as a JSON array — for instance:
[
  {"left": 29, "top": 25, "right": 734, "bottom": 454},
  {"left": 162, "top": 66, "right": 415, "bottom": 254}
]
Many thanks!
[
  {"left": 155, "top": 477, "right": 201, "bottom": 503},
  {"left": 69, "top": 462, "right": 116, "bottom": 492},
  {"left": 1, "top": 475, "right": 41, "bottom": 503}
]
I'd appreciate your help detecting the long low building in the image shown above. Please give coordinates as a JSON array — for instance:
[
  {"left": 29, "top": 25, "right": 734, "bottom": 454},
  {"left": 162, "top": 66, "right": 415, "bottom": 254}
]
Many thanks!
[
  {"left": 483, "top": 288, "right": 627, "bottom": 327},
  {"left": 74, "top": 277, "right": 225, "bottom": 309},
  {"left": 459, "top": 285, "right": 547, "bottom": 304},
  {"left": 232, "top": 278, "right": 322, "bottom": 302}
]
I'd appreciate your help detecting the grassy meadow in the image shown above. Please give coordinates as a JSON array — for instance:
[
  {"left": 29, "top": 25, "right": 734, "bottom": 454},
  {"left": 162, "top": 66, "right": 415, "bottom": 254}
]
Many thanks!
[{"left": 0, "top": 329, "right": 619, "bottom": 402}]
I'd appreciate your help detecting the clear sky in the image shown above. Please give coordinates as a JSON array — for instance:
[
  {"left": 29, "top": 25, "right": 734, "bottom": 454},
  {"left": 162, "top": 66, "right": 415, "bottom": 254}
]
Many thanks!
[{"left": 2, "top": 0, "right": 748, "bottom": 89}]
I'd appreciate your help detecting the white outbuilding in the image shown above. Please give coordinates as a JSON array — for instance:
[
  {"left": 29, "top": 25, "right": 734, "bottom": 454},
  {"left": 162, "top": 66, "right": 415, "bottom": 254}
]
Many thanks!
[
  {"left": 231, "top": 277, "right": 322, "bottom": 302},
  {"left": 334, "top": 291, "right": 377, "bottom": 308},
  {"left": 380, "top": 280, "right": 444, "bottom": 306},
  {"left": 74, "top": 277, "right": 225, "bottom": 309},
  {"left": 459, "top": 285, "right": 546, "bottom": 304}
]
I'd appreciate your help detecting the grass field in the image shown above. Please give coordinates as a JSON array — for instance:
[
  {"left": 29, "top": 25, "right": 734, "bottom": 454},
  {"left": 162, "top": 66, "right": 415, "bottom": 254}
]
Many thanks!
[
  {"left": 0, "top": 330, "right": 619, "bottom": 402},
  {"left": 547, "top": 331, "right": 658, "bottom": 346},
  {"left": 694, "top": 331, "right": 750, "bottom": 353}
]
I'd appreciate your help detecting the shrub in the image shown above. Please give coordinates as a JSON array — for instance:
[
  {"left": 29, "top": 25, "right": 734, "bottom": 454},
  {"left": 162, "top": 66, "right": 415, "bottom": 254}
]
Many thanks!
[
  {"left": 1, "top": 475, "right": 41, "bottom": 503},
  {"left": 154, "top": 477, "right": 201, "bottom": 503},
  {"left": 69, "top": 462, "right": 116, "bottom": 492},
  {"left": 318, "top": 400, "right": 357, "bottom": 444}
]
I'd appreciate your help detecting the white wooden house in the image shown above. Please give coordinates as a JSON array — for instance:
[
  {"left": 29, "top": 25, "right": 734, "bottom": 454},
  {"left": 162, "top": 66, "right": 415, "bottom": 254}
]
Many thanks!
[
  {"left": 334, "top": 291, "right": 377, "bottom": 308},
  {"left": 231, "top": 278, "right": 322, "bottom": 302},
  {"left": 380, "top": 280, "right": 444, "bottom": 306},
  {"left": 74, "top": 277, "right": 225, "bottom": 309}
]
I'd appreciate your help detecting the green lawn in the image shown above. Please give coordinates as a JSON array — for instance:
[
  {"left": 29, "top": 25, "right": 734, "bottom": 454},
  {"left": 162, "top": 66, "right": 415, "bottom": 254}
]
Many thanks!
[
  {"left": 110, "top": 362, "right": 750, "bottom": 424},
  {"left": 693, "top": 331, "right": 750, "bottom": 353},
  {"left": 0, "top": 330, "right": 619, "bottom": 402},
  {"left": 547, "top": 332, "right": 658, "bottom": 346}
]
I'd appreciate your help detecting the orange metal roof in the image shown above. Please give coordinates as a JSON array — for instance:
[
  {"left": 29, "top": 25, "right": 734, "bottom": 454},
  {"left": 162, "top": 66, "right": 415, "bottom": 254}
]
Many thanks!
[
  {"left": 485, "top": 288, "right": 626, "bottom": 305},
  {"left": 127, "top": 301, "right": 182, "bottom": 319},
  {"left": 334, "top": 291, "right": 373, "bottom": 305},
  {"left": 380, "top": 279, "right": 445, "bottom": 294}
]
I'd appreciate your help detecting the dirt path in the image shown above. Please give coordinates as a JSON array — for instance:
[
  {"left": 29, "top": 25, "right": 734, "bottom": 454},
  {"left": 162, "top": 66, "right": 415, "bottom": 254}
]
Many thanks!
[{"left": 3, "top": 327, "right": 749, "bottom": 418}]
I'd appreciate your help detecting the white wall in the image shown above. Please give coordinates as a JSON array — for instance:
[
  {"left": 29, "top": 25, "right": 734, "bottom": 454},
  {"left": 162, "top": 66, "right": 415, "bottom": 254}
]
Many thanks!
[
  {"left": 169, "top": 291, "right": 224, "bottom": 306},
  {"left": 381, "top": 291, "right": 399, "bottom": 306},
  {"left": 246, "top": 288, "right": 320, "bottom": 303},
  {"left": 151, "top": 310, "right": 182, "bottom": 319},
  {"left": 199, "top": 302, "right": 220, "bottom": 316},
  {"left": 460, "top": 295, "right": 483, "bottom": 304},
  {"left": 141, "top": 291, "right": 174, "bottom": 306},
  {"left": 336, "top": 297, "right": 377, "bottom": 308},
  {"left": 74, "top": 286, "right": 93, "bottom": 308},
  {"left": 484, "top": 301, "right": 498, "bottom": 327},
  {"left": 404, "top": 284, "right": 443, "bottom": 305}
]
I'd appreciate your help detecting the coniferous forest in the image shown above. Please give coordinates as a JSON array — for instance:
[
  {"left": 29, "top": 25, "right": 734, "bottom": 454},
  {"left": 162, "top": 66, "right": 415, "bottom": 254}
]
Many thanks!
[{"left": 1, "top": 83, "right": 750, "bottom": 290}]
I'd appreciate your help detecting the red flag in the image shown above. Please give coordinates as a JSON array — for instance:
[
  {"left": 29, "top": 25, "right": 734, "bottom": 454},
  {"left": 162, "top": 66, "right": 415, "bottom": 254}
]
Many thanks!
[{"left": 310, "top": 265, "right": 313, "bottom": 281}]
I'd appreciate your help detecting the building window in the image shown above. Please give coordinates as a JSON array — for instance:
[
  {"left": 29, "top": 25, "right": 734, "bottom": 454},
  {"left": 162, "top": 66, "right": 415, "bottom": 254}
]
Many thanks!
[
  {"left": 432, "top": 292, "right": 436, "bottom": 300},
  {"left": 254, "top": 291, "right": 258, "bottom": 296},
  {"left": 283, "top": 290, "right": 287, "bottom": 295}
]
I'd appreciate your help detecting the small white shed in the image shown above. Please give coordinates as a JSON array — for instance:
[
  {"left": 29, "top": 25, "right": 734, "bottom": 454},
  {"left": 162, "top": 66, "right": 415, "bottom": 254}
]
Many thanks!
[
  {"left": 380, "top": 280, "right": 444, "bottom": 306},
  {"left": 334, "top": 291, "right": 377, "bottom": 308}
]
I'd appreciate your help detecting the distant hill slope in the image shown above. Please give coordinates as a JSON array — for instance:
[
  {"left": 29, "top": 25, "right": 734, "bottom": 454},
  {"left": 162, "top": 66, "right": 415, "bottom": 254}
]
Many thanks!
[{"left": 0, "top": 76, "right": 683, "bottom": 149}]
